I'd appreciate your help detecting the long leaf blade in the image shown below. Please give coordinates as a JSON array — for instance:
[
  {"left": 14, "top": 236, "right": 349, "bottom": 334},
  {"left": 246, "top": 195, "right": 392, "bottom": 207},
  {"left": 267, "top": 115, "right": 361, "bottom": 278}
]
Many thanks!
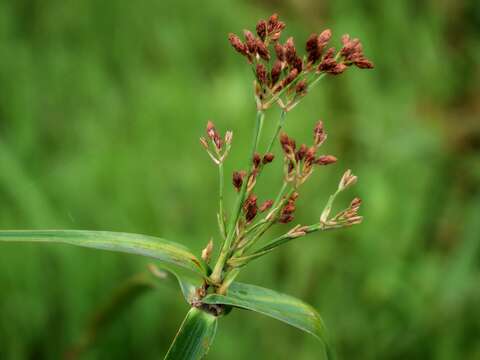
[
  {"left": 0, "top": 230, "right": 206, "bottom": 276},
  {"left": 164, "top": 307, "right": 218, "bottom": 360},
  {"left": 202, "top": 282, "right": 334, "bottom": 359}
]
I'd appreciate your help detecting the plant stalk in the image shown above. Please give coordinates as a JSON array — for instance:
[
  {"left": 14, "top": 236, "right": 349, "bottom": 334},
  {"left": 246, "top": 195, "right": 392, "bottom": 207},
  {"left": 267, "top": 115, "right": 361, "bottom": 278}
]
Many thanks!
[{"left": 211, "top": 110, "right": 265, "bottom": 285}]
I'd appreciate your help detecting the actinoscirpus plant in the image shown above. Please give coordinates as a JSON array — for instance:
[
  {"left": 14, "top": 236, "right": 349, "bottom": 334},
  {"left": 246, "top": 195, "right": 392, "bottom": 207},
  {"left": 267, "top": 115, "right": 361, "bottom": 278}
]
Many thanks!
[{"left": 0, "top": 13, "right": 373, "bottom": 360}]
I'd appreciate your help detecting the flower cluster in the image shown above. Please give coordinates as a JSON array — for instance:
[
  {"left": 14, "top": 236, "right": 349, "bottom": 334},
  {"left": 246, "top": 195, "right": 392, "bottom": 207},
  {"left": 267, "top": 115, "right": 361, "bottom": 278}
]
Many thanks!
[
  {"left": 200, "top": 121, "right": 233, "bottom": 164},
  {"left": 197, "top": 13, "right": 371, "bottom": 291},
  {"left": 228, "top": 13, "right": 374, "bottom": 111},
  {"left": 280, "top": 121, "right": 337, "bottom": 187}
]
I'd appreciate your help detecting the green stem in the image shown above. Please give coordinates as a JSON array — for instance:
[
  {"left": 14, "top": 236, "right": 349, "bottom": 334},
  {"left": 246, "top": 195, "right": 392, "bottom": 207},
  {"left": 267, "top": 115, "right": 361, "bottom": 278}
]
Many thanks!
[
  {"left": 229, "top": 223, "right": 325, "bottom": 267},
  {"left": 217, "top": 268, "right": 240, "bottom": 294},
  {"left": 265, "top": 110, "right": 287, "bottom": 155},
  {"left": 238, "top": 184, "right": 292, "bottom": 255},
  {"left": 217, "top": 162, "right": 226, "bottom": 239},
  {"left": 210, "top": 110, "right": 265, "bottom": 284}
]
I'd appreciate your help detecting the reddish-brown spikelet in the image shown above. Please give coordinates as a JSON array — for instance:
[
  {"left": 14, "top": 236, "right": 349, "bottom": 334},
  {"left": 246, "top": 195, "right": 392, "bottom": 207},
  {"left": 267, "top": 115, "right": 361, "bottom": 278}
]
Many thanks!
[
  {"left": 244, "top": 30, "right": 257, "bottom": 53},
  {"left": 279, "top": 192, "right": 298, "bottom": 223},
  {"left": 232, "top": 171, "right": 245, "bottom": 192},
  {"left": 315, "top": 155, "right": 337, "bottom": 165},
  {"left": 256, "top": 39, "right": 270, "bottom": 61},
  {"left": 270, "top": 60, "right": 283, "bottom": 86},
  {"left": 206, "top": 121, "right": 223, "bottom": 149},
  {"left": 266, "top": 13, "right": 285, "bottom": 41},
  {"left": 317, "top": 29, "right": 332, "bottom": 53},
  {"left": 341, "top": 35, "right": 362, "bottom": 58},
  {"left": 292, "top": 56, "right": 303, "bottom": 72},
  {"left": 354, "top": 58, "right": 374, "bottom": 69},
  {"left": 282, "top": 68, "right": 298, "bottom": 87},
  {"left": 243, "top": 194, "right": 258, "bottom": 223},
  {"left": 256, "top": 20, "right": 267, "bottom": 40},
  {"left": 258, "top": 199, "right": 274, "bottom": 212},
  {"left": 256, "top": 63, "right": 267, "bottom": 85},
  {"left": 274, "top": 43, "right": 285, "bottom": 61},
  {"left": 350, "top": 197, "right": 362, "bottom": 210},
  {"left": 306, "top": 33, "right": 318, "bottom": 53},
  {"left": 330, "top": 63, "right": 347, "bottom": 75},
  {"left": 304, "top": 146, "right": 316, "bottom": 165},
  {"left": 262, "top": 152, "right": 275, "bottom": 164},
  {"left": 313, "top": 120, "right": 325, "bottom": 145},
  {"left": 296, "top": 144, "right": 308, "bottom": 161},
  {"left": 318, "top": 47, "right": 337, "bottom": 72},
  {"left": 228, "top": 33, "right": 248, "bottom": 57},
  {"left": 306, "top": 33, "right": 319, "bottom": 63},
  {"left": 280, "top": 133, "right": 296, "bottom": 155},
  {"left": 252, "top": 152, "right": 262, "bottom": 168},
  {"left": 284, "top": 37, "right": 297, "bottom": 65},
  {"left": 295, "top": 79, "right": 307, "bottom": 95},
  {"left": 267, "top": 13, "right": 279, "bottom": 32}
]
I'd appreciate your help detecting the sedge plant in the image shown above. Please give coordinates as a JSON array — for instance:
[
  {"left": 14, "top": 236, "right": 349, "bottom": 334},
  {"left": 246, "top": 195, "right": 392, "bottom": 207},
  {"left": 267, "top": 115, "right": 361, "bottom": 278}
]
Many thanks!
[{"left": 0, "top": 13, "right": 373, "bottom": 360}]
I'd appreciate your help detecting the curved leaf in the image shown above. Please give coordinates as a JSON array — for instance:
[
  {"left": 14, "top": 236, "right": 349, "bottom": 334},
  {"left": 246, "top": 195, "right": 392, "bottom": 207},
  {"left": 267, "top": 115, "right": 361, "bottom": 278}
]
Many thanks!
[
  {"left": 202, "top": 282, "right": 334, "bottom": 359},
  {"left": 156, "top": 264, "right": 205, "bottom": 304},
  {"left": 0, "top": 230, "right": 206, "bottom": 276},
  {"left": 164, "top": 307, "right": 218, "bottom": 360}
]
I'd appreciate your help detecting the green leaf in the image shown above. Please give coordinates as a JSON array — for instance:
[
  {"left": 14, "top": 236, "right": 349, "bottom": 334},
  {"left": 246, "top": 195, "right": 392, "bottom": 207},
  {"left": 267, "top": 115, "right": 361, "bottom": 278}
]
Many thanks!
[
  {"left": 158, "top": 265, "right": 204, "bottom": 304},
  {"left": 0, "top": 230, "right": 206, "bottom": 276},
  {"left": 202, "top": 282, "right": 334, "bottom": 359},
  {"left": 164, "top": 307, "right": 218, "bottom": 360}
]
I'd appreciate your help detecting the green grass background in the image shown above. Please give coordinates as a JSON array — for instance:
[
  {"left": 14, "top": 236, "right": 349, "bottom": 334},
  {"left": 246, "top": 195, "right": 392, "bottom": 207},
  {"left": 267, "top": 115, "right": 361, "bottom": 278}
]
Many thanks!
[{"left": 0, "top": 0, "right": 479, "bottom": 359}]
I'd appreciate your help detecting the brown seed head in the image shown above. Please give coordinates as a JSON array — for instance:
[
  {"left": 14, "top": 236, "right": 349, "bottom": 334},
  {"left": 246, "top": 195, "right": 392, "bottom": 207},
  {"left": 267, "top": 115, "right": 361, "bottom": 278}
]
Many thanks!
[
  {"left": 256, "top": 39, "right": 270, "bottom": 61},
  {"left": 295, "top": 79, "right": 307, "bottom": 95},
  {"left": 318, "top": 48, "right": 338, "bottom": 73},
  {"left": 267, "top": 13, "right": 279, "bottom": 32},
  {"left": 274, "top": 43, "right": 285, "bottom": 61},
  {"left": 306, "top": 33, "right": 318, "bottom": 53},
  {"left": 296, "top": 144, "right": 308, "bottom": 161},
  {"left": 243, "top": 194, "right": 258, "bottom": 223},
  {"left": 252, "top": 152, "right": 262, "bottom": 168},
  {"left": 256, "top": 20, "right": 267, "bottom": 40},
  {"left": 339, "top": 169, "right": 358, "bottom": 191},
  {"left": 329, "top": 63, "right": 347, "bottom": 75},
  {"left": 228, "top": 33, "right": 249, "bottom": 57},
  {"left": 244, "top": 30, "right": 257, "bottom": 53},
  {"left": 258, "top": 199, "right": 274, "bottom": 212},
  {"left": 280, "top": 133, "right": 296, "bottom": 155},
  {"left": 350, "top": 197, "right": 362, "bottom": 211},
  {"left": 289, "top": 191, "right": 299, "bottom": 201},
  {"left": 256, "top": 63, "right": 267, "bottom": 85},
  {"left": 315, "top": 155, "right": 337, "bottom": 165},
  {"left": 317, "top": 29, "right": 332, "bottom": 52},
  {"left": 270, "top": 60, "right": 283, "bottom": 85},
  {"left": 262, "top": 152, "right": 275, "bottom": 164},
  {"left": 313, "top": 120, "right": 326, "bottom": 145},
  {"left": 284, "top": 37, "right": 297, "bottom": 65},
  {"left": 266, "top": 13, "right": 285, "bottom": 41},
  {"left": 282, "top": 68, "right": 298, "bottom": 87},
  {"left": 292, "top": 56, "right": 303, "bottom": 72},
  {"left": 232, "top": 170, "right": 246, "bottom": 191},
  {"left": 341, "top": 35, "right": 362, "bottom": 59},
  {"left": 354, "top": 58, "right": 374, "bottom": 69}
]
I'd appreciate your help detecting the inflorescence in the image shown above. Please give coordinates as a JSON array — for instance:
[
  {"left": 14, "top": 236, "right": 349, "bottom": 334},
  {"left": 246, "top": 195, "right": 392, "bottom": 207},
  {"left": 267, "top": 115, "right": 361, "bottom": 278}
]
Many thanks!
[{"left": 198, "top": 13, "right": 373, "bottom": 294}]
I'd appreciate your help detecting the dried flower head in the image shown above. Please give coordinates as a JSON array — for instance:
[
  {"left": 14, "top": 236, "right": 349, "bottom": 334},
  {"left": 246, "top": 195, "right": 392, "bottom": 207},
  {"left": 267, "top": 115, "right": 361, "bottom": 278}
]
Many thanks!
[
  {"left": 228, "top": 14, "right": 374, "bottom": 111},
  {"left": 243, "top": 194, "right": 258, "bottom": 223},
  {"left": 232, "top": 170, "right": 246, "bottom": 192}
]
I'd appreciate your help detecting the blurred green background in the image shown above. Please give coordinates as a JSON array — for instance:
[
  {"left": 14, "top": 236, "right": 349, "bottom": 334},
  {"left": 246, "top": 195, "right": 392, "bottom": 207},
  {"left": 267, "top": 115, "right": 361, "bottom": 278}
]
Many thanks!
[{"left": 1, "top": 0, "right": 479, "bottom": 359}]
